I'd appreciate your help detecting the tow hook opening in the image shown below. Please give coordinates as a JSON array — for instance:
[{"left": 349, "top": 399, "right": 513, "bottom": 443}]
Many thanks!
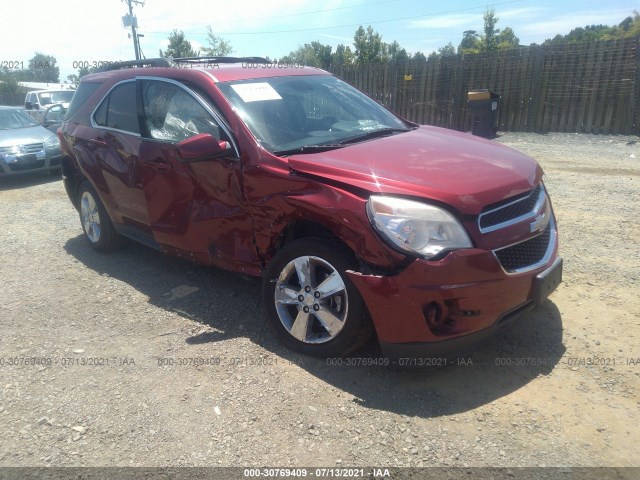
[{"left": 424, "top": 302, "right": 444, "bottom": 330}]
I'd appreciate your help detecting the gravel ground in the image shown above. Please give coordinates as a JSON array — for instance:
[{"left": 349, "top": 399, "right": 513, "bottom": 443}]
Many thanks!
[{"left": 0, "top": 132, "right": 638, "bottom": 469}]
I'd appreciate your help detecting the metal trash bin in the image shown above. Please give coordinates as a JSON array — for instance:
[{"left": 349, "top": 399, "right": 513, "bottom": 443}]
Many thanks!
[{"left": 468, "top": 90, "right": 500, "bottom": 139}]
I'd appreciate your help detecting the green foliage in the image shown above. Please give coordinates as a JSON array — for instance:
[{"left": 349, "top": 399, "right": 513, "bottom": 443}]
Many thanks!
[
  {"left": 496, "top": 27, "right": 519, "bottom": 50},
  {"left": 14, "top": 52, "right": 60, "bottom": 82},
  {"left": 482, "top": 8, "right": 500, "bottom": 52},
  {"left": 386, "top": 41, "right": 409, "bottom": 61},
  {"left": 202, "top": 26, "right": 233, "bottom": 56},
  {"left": 280, "top": 41, "right": 333, "bottom": 69},
  {"left": 163, "top": 29, "right": 197, "bottom": 58},
  {"left": 332, "top": 44, "right": 355, "bottom": 67},
  {"left": 412, "top": 51, "right": 427, "bottom": 61},
  {"left": 457, "top": 9, "right": 519, "bottom": 54},
  {"left": 438, "top": 43, "right": 456, "bottom": 57},
  {"left": 542, "top": 11, "right": 640, "bottom": 45},
  {"left": 0, "top": 69, "right": 20, "bottom": 94},
  {"left": 3, "top": 52, "right": 60, "bottom": 84},
  {"left": 353, "top": 25, "right": 385, "bottom": 63},
  {"left": 458, "top": 30, "right": 480, "bottom": 54}
]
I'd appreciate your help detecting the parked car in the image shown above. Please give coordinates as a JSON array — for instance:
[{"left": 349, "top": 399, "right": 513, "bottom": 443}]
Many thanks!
[
  {"left": 24, "top": 89, "right": 75, "bottom": 123},
  {"left": 58, "top": 58, "right": 562, "bottom": 361},
  {"left": 0, "top": 106, "right": 63, "bottom": 176},
  {"left": 40, "top": 104, "right": 67, "bottom": 133}
]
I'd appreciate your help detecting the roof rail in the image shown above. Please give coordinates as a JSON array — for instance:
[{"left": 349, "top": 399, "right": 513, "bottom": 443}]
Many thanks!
[
  {"left": 172, "top": 56, "right": 272, "bottom": 64},
  {"left": 95, "top": 58, "right": 171, "bottom": 73}
]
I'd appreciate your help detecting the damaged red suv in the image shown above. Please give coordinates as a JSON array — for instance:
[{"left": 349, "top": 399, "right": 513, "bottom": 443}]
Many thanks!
[{"left": 59, "top": 57, "right": 562, "bottom": 361}]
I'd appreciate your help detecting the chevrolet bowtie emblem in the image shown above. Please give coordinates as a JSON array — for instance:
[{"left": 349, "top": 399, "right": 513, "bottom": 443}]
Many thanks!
[{"left": 530, "top": 213, "right": 548, "bottom": 233}]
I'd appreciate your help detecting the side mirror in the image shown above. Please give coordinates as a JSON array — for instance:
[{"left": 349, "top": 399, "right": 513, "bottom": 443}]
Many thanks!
[
  {"left": 25, "top": 101, "right": 33, "bottom": 109},
  {"left": 177, "top": 133, "right": 233, "bottom": 163}
]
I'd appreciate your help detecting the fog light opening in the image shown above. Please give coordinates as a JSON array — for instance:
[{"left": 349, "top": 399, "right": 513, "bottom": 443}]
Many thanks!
[{"left": 424, "top": 302, "right": 444, "bottom": 329}]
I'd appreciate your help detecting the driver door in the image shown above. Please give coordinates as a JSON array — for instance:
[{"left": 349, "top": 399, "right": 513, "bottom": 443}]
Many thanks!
[{"left": 137, "top": 78, "right": 255, "bottom": 269}]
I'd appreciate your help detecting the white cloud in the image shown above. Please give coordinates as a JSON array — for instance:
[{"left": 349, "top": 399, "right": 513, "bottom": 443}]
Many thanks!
[
  {"left": 498, "top": 7, "right": 546, "bottom": 21},
  {"left": 318, "top": 33, "right": 354, "bottom": 43},
  {"left": 409, "top": 14, "right": 479, "bottom": 30}
]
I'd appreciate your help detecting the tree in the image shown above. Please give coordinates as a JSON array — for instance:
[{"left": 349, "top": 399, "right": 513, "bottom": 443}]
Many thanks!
[
  {"left": 438, "top": 42, "right": 456, "bottom": 57},
  {"left": 26, "top": 52, "right": 60, "bottom": 82},
  {"left": 617, "top": 12, "right": 640, "bottom": 37},
  {"left": 481, "top": 8, "right": 500, "bottom": 52},
  {"left": 280, "top": 41, "right": 333, "bottom": 69},
  {"left": 412, "top": 51, "right": 427, "bottom": 61},
  {"left": 0, "top": 69, "right": 20, "bottom": 94},
  {"left": 496, "top": 27, "right": 519, "bottom": 50},
  {"left": 458, "top": 30, "right": 480, "bottom": 54},
  {"left": 542, "top": 12, "right": 640, "bottom": 45},
  {"left": 386, "top": 41, "right": 409, "bottom": 62},
  {"left": 202, "top": 26, "right": 233, "bottom": 56},
  {"left": 353, "top": 25, "right": 385, "bottom": 63},
  {"left": 331, "top": 44, "right": 355, "bottom": 67},
  {"left": 67, "top": 66, "right": 92, "bottom": 86},
  {"left": 457, "top": 9, "right": 519, "bottom": 53},
  {"left": 163, "top": 29, "right": 197, "bottom": 58}
]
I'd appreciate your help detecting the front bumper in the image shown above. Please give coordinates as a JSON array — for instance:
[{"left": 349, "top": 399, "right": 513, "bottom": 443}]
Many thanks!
[
  {"left": 347, "top": 242, "right": 562, "bottom": 361},
  {"left": 0, "top": 150, "right": 62, "bottom": 176}
]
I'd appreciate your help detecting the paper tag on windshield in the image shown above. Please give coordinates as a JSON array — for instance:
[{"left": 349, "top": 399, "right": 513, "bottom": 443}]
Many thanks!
[{"left": 231, "top": 83, "right": 282, "bottom": 102}]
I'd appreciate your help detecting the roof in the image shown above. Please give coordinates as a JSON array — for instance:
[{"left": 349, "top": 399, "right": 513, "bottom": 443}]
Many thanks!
[{"left": 83, "top": 63, "right": 329, "bottom": 84}]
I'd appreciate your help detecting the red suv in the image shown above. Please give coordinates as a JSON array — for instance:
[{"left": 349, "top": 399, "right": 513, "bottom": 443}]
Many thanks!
[{"left": 59, "top": 58, "right": 562, "bottom": 361}]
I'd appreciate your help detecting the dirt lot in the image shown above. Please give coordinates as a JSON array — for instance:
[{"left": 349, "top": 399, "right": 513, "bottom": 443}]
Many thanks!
[{"left": 0, "top": 132, "right": 638, "bottom": 470}]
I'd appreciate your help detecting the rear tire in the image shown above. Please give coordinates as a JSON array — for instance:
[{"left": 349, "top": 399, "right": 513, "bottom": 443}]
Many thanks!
[
  {"left": 261, "top": 238, "right": 372, "bottom": 357},
  {"left": 78, "top": 180, "right": 124, "bottom": 252}
]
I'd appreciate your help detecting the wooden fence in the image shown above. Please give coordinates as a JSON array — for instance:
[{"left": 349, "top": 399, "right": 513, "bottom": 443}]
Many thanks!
[
  {"left": 0, "top": 92, "right": 25, "bottom": 107},
  {"left": 329, "top": 37, "right": 640, "bottom": 135}
]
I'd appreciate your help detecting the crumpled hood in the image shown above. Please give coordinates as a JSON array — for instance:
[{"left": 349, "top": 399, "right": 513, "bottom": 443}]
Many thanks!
[{"left": 288, "top": 126, "right": 543, "bottom": 215}]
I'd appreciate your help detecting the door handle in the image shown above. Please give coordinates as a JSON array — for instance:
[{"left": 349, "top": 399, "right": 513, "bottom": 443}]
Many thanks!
[{"left": 88, "top": 138, "right": 108, "bottom": 148}]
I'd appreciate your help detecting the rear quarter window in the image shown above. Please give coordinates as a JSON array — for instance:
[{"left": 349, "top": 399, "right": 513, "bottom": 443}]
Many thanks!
[{"left": 65, "top": 82, "right": 102, "bottom": 121}]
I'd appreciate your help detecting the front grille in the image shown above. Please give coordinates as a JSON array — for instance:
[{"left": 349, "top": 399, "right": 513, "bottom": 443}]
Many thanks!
[
  {"left": 479, "top": 184, "right": 543, "bottom": 231},
  {"left": 21, "top": 143, "right": 44, "bottom": 154},
  {"left": 494, "top": 222, "right": 552, "bottom": 272},
  {"left": 8, "top": 159, "right": 45, "bottom": 172}
]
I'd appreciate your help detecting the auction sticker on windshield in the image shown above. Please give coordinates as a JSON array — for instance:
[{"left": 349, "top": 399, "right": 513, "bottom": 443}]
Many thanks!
[{"left": 230, "top": 82, "right": 282, "bottom": 102}]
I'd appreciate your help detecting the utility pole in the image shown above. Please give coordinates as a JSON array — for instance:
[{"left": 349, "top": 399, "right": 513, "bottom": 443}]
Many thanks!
[{"left": 122, "top": 0, "right": 145, "bottom": 60}]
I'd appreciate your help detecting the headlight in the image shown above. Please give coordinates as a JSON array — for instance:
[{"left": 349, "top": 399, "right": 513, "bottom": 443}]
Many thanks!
[
  {"left": 44, "top": 136, "right": 60, "bottom": 149},
  {"left": 367, "top": 195, "right": 472, "bottom": 259},
  {"left": 0, "top": 146, "right": 19, "bottom": 155}
]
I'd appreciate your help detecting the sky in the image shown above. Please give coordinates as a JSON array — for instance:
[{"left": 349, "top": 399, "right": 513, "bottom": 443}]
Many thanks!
[{"left": 1, "top": 0, "right": 638, "bottom": 82}]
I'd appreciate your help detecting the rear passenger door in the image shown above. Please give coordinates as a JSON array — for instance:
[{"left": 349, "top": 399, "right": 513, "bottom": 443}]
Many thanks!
[
  {"left": 89, "top": 80, "right": 149, "bottom": 227},
  {"left": 137, "top": 78, "right": 253, "bottom": 268}
]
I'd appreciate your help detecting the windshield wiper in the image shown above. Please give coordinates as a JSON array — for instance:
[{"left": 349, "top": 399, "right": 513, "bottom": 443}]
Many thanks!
[
  {"left": 338, "top": 127, "right": 411, "bottom": 145},
  {"left": 273, "top": 144, "right": 345, "bottom": 156}
]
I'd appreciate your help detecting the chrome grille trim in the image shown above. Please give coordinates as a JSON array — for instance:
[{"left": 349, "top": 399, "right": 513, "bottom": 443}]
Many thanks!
[
  {"left": 492, "top": 217, "right": 557, "bottom": 274},
  {"left": 478, "top": 184, "right": 546, "bottom": 233},
  {"left": 21, "top": 143, "right": 44, "bottom": 153}
]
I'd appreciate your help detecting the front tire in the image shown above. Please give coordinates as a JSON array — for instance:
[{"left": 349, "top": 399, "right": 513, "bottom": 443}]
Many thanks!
[
  {"left": 261, "top": 238, "right": 371, "bottom": 357},
  {"left": 79, "top": 181, "right": 124, "bottom": 252}
]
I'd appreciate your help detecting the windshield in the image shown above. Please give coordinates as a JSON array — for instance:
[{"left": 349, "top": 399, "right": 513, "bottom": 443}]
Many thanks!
[
  {"left": 217, "top": 75, "right": 409, "bottom": 153},
  {"left": 38, "top": 90, "right": 75, "bottom": 105},
  {"left": 0, "top": 109, "right": 39, "bottom": 130}
]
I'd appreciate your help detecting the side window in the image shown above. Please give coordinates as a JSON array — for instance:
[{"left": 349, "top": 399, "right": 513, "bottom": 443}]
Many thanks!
[
  {"left": 104, "top": 82, "right": 139, "bottom": 134},
  {"left": 94, "top": 100, "right": 108, "bottom": 126},
  {"left": 141, "top": 80, "right": 221, "bottom": 142}
]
